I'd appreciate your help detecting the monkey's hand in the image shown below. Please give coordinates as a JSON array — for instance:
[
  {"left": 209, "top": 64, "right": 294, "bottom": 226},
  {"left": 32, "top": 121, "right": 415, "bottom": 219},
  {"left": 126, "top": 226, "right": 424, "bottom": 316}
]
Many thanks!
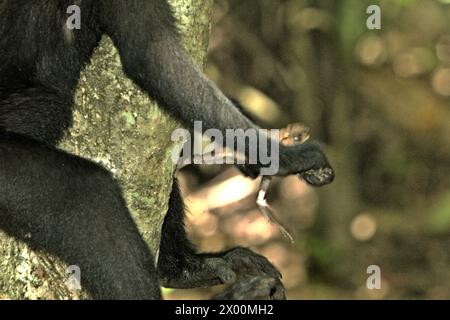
[
  {"left": 159, "top": 247, "right": 285, "bottom": 300},
  {"left": 284, "top": 141, "right": 335, "bottom": 186},
  {"left": 238, "top": 141, "right": 335, "bottom": 187}
]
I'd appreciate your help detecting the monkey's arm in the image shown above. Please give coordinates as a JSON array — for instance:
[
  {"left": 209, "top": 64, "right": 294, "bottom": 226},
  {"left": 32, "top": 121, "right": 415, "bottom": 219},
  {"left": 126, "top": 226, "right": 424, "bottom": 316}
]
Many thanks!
[
  {"left": 98, "top": 0, "right": 254, "bottom": 131},
  {"left": 97, "top": 0, "right": 334, "bottom": 183}
]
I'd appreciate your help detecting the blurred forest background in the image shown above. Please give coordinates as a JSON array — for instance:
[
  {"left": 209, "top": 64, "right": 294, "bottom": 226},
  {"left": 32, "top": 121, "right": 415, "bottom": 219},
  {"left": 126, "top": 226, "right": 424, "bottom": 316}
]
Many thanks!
[{"left": 165, "top": 0, "right": 450, "bottom": 299}]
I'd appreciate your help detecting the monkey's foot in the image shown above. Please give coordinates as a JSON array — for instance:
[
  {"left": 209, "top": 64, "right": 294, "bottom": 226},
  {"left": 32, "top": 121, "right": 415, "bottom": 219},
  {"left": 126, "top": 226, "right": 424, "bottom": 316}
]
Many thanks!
[{"left": 159, "top": 247, "right": 285, "bottom": 300}]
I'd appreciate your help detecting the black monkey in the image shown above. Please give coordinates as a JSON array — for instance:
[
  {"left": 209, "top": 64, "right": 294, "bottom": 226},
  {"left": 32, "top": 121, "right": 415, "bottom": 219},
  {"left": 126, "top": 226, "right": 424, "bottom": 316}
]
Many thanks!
[{"left": 0, "top": 0, "right": 334, "bottom": 299}]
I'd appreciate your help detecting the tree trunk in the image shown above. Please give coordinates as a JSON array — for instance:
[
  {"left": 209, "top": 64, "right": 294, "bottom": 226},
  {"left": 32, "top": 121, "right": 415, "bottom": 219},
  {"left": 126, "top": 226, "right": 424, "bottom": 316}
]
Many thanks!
[{"left": 0, "top": 0, "right": 213, "bottom": 300}]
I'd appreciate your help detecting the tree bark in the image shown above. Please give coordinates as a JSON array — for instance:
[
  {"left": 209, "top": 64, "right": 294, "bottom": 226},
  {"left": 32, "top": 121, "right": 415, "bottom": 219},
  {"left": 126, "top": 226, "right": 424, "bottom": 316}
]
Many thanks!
[{"left": 0, "top": 0, "right": 214, "bottom": 300}]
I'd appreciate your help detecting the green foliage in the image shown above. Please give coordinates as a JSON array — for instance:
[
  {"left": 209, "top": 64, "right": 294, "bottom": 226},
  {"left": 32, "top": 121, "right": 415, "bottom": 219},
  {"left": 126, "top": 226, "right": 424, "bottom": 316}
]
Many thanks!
[
  {"left": 395, "top": 0, "right": 418, "bottom": 6},
  {"left": 338, "top": 0, "right": 368, "bottom": 60},
  {"left": 428, "top": 192, "right": 450, "bottom": 234},
  {"left": 305, "top": 236, "right": 340, "bottom": 280}
]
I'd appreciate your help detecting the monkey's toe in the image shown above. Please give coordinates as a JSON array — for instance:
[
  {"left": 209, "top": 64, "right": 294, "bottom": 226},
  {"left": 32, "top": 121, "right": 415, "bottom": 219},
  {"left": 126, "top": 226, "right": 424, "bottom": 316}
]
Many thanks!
[
  {"left": 213, "top": 275, "right": 286, "bottom": 300},
  {"left": 204, "top": 257, "right": 237, "bottom": 284},
  {"left": 220, "top": 247, "right": 282, "bottom": 279}
]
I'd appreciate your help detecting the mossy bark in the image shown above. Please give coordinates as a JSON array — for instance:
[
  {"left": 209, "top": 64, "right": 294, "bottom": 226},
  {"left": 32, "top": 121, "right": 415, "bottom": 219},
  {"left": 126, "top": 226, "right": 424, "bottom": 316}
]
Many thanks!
[{"left": 0, "top": 0, "right": 213, "bottom": 300}]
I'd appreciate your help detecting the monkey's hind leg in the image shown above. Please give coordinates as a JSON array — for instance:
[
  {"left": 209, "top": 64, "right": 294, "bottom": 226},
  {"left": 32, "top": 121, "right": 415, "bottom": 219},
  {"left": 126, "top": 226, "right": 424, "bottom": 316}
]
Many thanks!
[{"left": 0, "top": 133, "right": 161, "bottom": 299}]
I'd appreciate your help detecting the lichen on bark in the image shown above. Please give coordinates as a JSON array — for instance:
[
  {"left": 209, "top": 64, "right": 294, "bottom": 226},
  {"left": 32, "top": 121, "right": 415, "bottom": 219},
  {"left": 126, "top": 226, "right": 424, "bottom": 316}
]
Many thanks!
[{"left": 0, "top": 0, "right": 214, "bottom": 299}]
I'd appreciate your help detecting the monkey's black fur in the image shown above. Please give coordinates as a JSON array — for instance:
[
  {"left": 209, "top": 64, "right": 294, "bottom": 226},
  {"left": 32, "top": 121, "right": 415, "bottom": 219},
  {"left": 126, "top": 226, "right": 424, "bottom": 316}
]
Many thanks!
[{"left": 0, "top": 0, "right": 334, "bottom": 299}]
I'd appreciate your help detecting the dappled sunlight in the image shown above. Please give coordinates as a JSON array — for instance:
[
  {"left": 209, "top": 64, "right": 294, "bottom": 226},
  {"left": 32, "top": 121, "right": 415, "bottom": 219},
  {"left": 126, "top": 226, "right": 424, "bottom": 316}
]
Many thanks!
[
  {"left": 206, "top": 175, "right": 256, "bottom": 210},
  {"left": 350, "top": 214, "right": 377, "bottom": 242},
  {"left": 173, "top": 0, "right": 450, "bottom": 300}
]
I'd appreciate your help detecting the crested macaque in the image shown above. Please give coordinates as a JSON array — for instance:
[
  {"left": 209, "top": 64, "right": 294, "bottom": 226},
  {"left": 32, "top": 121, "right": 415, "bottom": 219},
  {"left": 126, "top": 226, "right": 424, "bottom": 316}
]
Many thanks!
[{"left": 0, "top": 0, "right": 334, "bottom": 299}]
